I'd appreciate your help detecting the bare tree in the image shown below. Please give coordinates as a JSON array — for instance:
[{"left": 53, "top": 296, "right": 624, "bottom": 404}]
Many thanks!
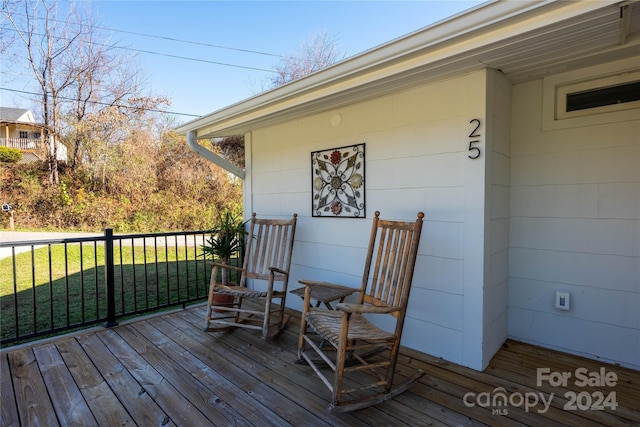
[
  {"left": 0, "top": 2, "right": 17, "bottom": 55},
  {"left": 229, "top": 31, "right": 346, "bottom": 167},
  {"left": 270, "top": 30, "right": 346, "bottom": 87},
  {"left": 2, "top": 0, "right": 93, "bottom": 183},
  {"left": 88, "top": 96, "right": 169, "bottom": 191},
  {"left": 2, "top": 0, "right": 168, "bottom": 189},
  {"left": 64, "top": 32, "right": 153, "bottom": 172}
]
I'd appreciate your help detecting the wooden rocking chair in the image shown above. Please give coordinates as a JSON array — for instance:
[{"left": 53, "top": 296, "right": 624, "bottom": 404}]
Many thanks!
[
  {"left": 297, "top": 211, "right": 425, "bottom": 412},
  {"left": 205, "top": 213, "right": 297, "bottom": 339}
]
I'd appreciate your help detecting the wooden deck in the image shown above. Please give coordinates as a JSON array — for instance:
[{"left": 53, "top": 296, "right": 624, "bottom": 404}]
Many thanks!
[{"left": 2, "top": 303, "right": 639, "bottom": 426}]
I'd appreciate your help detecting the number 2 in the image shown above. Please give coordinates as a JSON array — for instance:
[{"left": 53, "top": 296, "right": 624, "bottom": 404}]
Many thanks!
[{"left": 468, "top": 119, "right": 481, "bottom": 159}]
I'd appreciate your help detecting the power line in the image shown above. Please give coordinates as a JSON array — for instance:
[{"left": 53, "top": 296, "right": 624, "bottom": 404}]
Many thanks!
[
  {"left": 92, "top": 24, "right": 287, "bottom": 60},
  {"left": 1, "top": 26, "right": 276, "bottom": 73},
  {"left": 114, "top": 44, "right": 275, "bottom": 72},
  {"left": 4, "top": 11, "right": 288, "bottom": 60},
  {"left": 0, "top": 87, "right": 202, "bottom": 118}
]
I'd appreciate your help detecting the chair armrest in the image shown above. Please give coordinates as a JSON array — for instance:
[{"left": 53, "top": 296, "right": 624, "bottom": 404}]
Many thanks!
[
  {"left": 269, "top": 266, "right": 289, "bottom": 276},
  {"left": 268, "top": 267, "right": 290, "bottom": 293},
  {"left": 207, "top": 261, "right": 245, "bottom": 272},
  {"left": 336, "top": 303, "right": 400, "bottom": 314}
]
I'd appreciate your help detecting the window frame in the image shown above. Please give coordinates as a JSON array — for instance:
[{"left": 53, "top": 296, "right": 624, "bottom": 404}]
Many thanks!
[
  {"left": 542, "top": 56, "right": 640, "bottom": 131},
  {"left": 556, "top": 73, "right": 640, "bottom": 120}
]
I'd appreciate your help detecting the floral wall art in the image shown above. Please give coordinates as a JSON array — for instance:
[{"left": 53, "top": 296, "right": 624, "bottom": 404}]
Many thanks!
[{"left": 311, "top": 143, "right": 365, "bottom": 217}]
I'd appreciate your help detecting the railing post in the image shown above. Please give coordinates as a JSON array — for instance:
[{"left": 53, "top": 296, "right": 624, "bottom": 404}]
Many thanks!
[{"left": 104, "top": 228, "right": 118, "bottom": 327}]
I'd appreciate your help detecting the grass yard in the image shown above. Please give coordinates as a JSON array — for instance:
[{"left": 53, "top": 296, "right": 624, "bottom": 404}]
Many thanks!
[{"left": 0, "top": 243, "right": 216, "bottom": 345}]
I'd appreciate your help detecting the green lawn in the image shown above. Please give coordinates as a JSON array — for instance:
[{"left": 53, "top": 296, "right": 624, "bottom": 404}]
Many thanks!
[{"left": 0, "top": 243, "right": 217, "bottom": 344}]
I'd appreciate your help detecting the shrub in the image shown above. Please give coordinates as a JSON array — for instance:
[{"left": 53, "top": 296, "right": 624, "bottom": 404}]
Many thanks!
[
  {"left": 0, "top": 147, "right": 22, "bottom": 163},
  {"left": 0, "top": 148, "right": 243, "bottom": 231}
]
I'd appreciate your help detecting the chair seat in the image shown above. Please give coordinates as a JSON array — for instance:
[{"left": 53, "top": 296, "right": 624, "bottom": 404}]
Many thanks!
[
  {"left": 305, "top": 308, "right": 395, "bottom": 346},
  {"left": 215, "top": 285, "right": 284, "bottom": 299}
]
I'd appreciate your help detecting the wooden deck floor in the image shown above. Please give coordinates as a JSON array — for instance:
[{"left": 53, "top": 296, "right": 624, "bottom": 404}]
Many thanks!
[{"left": 2, "top": 303, "right": 639, "bottom": 426}]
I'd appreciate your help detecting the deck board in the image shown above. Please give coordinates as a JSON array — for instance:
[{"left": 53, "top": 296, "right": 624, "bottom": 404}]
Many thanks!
[
  {"left": 76, "top": 332, "right": 175, "bottom": 426},
  {"left": 0, "top": 352, "right": 19, "bottom": 427},
  {"left": 32, "top": 343, "right": 96, "bottom": 427},
  {"left": 8, "top": 348, "right": 60, "bottom": 427},
  {"left": 167, "top": 308, "right": 354, "bottom": 427},
  {"left": 54, "top": 337, "right": 136, "bottom": 426},
  {"left": 1, "top": 303, "right": 639, "bottom": 427},
  {"left": 133, "top": 322, "right": 287, "bottom": 426},
  {"left": 179, "top": 307, "right": 426, "bottom": 427}
]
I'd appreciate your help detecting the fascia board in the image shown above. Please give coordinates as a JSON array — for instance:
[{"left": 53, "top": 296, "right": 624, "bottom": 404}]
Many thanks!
[{"left": 177, "top": 0, "right": 617, "bottom": 138}]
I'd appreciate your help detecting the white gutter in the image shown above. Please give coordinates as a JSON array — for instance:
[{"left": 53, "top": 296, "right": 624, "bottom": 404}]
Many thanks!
[{"left": 186, "top": 131, "right": 245, "bottom": 179}]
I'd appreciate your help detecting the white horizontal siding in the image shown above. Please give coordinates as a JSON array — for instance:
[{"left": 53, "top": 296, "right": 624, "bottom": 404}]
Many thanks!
[
  {"left": 509, "top": 66, "right": 640, "bottom": 370},
  {"left": 248, "top": 71, "right": 488, "bottom": 367}
]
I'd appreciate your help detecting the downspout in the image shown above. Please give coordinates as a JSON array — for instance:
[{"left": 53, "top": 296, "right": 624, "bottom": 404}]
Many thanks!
[{"left": 186, "top": 130, "right": 245, "bottom": 179}]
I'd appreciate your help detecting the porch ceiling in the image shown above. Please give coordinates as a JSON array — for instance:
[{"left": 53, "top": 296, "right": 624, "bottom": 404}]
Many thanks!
[
  {"left": 478, "top": 1, "right": 639, "bottom": 82},
  {"left": 178, "top": 0, "right": 640, "bottom": 139}
]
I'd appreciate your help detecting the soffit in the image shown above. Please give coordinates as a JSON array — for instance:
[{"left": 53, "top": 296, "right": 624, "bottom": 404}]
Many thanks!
[
  {"left": 182, "top": 1, "right": 640, "bottom": 139},
  {"left": 480, "top": 1, "right": 639, "bottom": 81}
]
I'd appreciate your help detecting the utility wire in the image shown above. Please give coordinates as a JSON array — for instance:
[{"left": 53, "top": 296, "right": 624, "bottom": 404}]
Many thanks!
[
  {"left": 0, "top": 26, "right": 276, "bottom": 73},
  {"left": 4, "top": 11, "right": 289, "bottom": 60},
  {"left": 0, "top": 87, "right": 202, "bottom": 118},
  {"left": 92, "top": 24, "right": 287, "bottom": 60},
  {"left": 116, "top": 44, "right": 275, "bottom": 72}
]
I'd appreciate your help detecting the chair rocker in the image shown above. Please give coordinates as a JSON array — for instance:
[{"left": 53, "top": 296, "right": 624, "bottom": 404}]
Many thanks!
[
  {"left": 297, "top": 211, "right": 425, "bottom": 412},
  {"left": 205, "top": 213, "right": 297, "bottom": 339}
]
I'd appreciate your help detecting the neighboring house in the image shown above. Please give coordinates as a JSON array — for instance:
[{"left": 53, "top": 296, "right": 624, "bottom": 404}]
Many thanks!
[
  {"left": 178, "top": 0, "right": 639, "bottom": 371},
  {"left": 0, "top": 107, "right": 67, "bottom": 162}
]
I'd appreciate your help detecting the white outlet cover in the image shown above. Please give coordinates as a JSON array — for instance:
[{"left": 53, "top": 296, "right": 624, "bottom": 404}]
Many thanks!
[{"left": 555, "top": 291, "right": 570, "bottom": 310}]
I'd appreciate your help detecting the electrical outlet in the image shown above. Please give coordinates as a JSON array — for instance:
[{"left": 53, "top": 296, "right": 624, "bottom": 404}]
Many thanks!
[{"left": 555, "top": 291, "right": 570, "bottom": 311}]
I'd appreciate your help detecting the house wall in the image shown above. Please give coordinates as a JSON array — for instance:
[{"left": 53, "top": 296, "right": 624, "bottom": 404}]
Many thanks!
[
  {"left": 2, "top": 123, "right": 40, "bottom": 139},
  {"left": 508, "top": 58, "right": 640, "bottom": 370},
  {"left": 0, "top": 122, "right": 66, "bottom": 162},
  {"left": 483, "top": 70, "right": 511, "bottom": 367},
  {"left": 246, "top": 69, "right": 504, "bottom": 370},
  {"left": 244, "top": 58, "right": 638, "bottom": 371}
]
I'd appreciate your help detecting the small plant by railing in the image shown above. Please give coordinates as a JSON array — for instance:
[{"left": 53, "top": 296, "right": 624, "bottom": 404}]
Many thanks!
[{"left": 0, "top": 229, "right": 243, "bottom": 347}]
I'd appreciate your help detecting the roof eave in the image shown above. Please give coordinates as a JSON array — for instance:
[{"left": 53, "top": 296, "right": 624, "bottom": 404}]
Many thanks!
[{"left": 176, "top": 0, "right": 624, "bottom": 139}]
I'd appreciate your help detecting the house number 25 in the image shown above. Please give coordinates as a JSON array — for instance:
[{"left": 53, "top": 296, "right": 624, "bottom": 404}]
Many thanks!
[{"left": 468, "top": 119, "right": 481, "bottom": 159}]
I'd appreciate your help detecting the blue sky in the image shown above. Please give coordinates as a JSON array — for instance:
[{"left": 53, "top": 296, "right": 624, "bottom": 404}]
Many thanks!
[{"left": 4, "top": 1, "right": 484, "bottom": 123}]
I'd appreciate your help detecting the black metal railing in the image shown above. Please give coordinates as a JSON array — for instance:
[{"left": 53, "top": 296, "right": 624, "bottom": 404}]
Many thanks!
[{"left": 0, "top": 229, "right": 243, "bottom": 346}]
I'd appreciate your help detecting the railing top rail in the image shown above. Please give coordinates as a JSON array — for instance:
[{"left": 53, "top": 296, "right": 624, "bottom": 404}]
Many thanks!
[
  {"left": 0, "top": 229, "right": 211, "bottom": 248},
  {"left": 0, "top": 236, "right": 105, "bottom": 247},
  {"left": 111, "top": 229, "right": 209, "bottom": 240}
]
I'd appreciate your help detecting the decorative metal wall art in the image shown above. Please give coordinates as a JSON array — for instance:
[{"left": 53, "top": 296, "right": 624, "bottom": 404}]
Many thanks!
[{"left": 311, "top": 143, "right": 365, "bottom": 217}]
